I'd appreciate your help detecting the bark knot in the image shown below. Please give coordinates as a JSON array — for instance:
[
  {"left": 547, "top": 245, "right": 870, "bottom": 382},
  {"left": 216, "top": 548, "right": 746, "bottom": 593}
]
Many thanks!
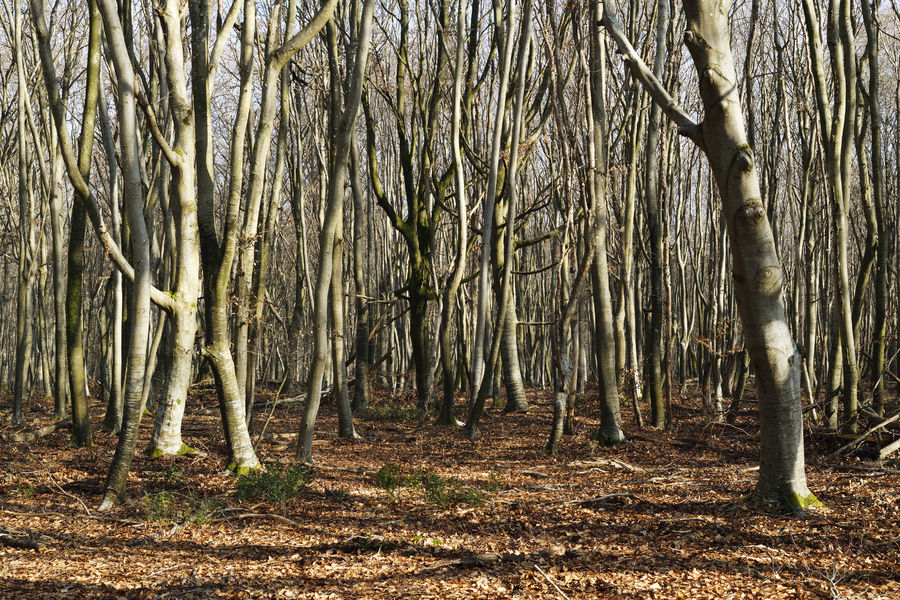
[
  {"left": 734, "top": 198, "right": 765, "bottom": 227},
  {"left": 753, "top": 265, "right": 782, "bottom": 294}
]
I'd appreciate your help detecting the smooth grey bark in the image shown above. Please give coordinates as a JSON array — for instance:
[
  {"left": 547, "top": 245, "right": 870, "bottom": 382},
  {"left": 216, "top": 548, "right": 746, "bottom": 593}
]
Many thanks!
[
  {"left": 297, "top": 0, "right": 375, "bottom": 462},
  {"left": 437, "top": 0, "right": 470, "bottom": 425},
  {"left": 12, "top": 0, "right": 33, "bottom": 427},
  {"left": 48, "top": 129, "right": 68, "bottom": 420},
  {"left": 233, "top": 0, "right": 339, "bottom": 406},
  {"left": 145, "top": 0, "right": 203, "bottom": 458},
  {"left": 195, "top": 0, "right": 260, "bottom": 472},
  {"left": 97, "top": 0, "right": 153, "bottom": 510},
  {"left": 436, "top": 0, "right": 467, "bottom": 425},
  {"left": 860, "top": 0, "right": 887, "bottom": 416},
  {"left": 470, "top": 0, "right": 516, "bottom": 394},
  {"left": 350, "top": 141, "right": 371, "bottom": 412},
  {"left": 466, "top": 0, "right": 533, "bottom": 440},
  {"left": 588, "top": 6, "right": 624, "bottom": 446},
  {"left": 29, "top": 0, "right": 101, "bottom": 446},
  {"left": 643, "top": 0, "right": 667, "bottom": 429},
  {"left": 603, "top": 0, "right": 818, "bottom": 509},
  {"left": 800, "top": 0, "right": 859, "bottom": 434},
  {"left": 97, "top": 92, "right": 124, "bottom": 433}
]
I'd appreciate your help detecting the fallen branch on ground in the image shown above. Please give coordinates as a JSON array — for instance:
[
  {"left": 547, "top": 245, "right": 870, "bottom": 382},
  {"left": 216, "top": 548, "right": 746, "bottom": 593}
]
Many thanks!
[
  {"left": 4, "top": 417, "right": 72, "bottom": 442},
  {"left": 0, "top": 529, "right": 40, "bottom": 550},
  {"left": 830, "top": 411, "right": 900, "bottom": 457}
]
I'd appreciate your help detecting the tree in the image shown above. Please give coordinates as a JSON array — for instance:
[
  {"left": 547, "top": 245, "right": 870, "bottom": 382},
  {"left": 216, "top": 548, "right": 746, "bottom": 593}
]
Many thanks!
[
  {"left": 602, "top": 0, "right": 819, "bottom": 509},
  {"left": 297, "top": 0, "right": 376, "bottom": 463}
]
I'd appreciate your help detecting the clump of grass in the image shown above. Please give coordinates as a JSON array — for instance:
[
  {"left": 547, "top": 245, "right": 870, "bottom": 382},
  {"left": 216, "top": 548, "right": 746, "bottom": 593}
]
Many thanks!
[
  {"left": 235, "top": 462, "right": 311, "bottom": 504},
  {"left": 373, "top": 463, "right": 407, "bottom": 493}
]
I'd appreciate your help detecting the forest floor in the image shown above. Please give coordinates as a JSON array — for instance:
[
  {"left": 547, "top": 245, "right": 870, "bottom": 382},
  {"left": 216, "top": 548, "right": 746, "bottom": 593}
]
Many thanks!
[{"left": 1, "top": 382, "right": 898, "bottom": 599}]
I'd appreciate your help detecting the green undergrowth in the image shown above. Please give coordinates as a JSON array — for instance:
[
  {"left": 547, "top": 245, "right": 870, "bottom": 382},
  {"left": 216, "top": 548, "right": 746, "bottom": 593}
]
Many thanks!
[
  {"left": 142, "top": 489, "right": 221, "bottom": 525},
  {"left": 372, "top": 463, "right": 490, "bottom": 506},
  {"left": 362, "top": 403, "right": 418, "bottom": 423},
  {"left": 141, "top": 463, "right": 221, "bottom": 525},
  {"left": 235, "top": 462, "right": 312, "bottom": 504}
]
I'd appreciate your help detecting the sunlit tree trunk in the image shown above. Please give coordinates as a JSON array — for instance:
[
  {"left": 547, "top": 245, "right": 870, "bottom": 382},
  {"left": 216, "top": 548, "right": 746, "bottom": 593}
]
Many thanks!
[
  {"left": 297, "top": 0, "right": 375, "bottom": 462},
  {"left": 603, "top": 0, "right": 818, "bottom": 509}
]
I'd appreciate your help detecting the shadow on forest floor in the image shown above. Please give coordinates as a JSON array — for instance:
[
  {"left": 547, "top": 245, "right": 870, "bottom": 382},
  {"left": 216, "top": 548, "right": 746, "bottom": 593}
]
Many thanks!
[{"left": 1, "top": 382, "right": 898, "bottom": 599}]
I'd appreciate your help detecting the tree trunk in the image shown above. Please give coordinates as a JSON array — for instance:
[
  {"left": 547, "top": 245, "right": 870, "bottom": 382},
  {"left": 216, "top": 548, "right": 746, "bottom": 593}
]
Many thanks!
[{"left": 603, "top": 0, "right": 818, "bottom": 510}]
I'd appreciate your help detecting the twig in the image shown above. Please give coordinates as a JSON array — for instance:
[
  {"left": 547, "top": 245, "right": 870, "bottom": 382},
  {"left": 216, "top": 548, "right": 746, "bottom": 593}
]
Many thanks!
[
  {"left": 534, "top": 564, "right": 571, "bottom": 600},
  {"left": 26, "top": 446, "right": 92, "bottom": 516},
  {"left": 255, "top": 372, "right": 289, "bottom": 446},
  {"left": 214, "top": 512, "right": 300, "bottom": 527},
  {"left": 568, "top": 492, "right": 641, "bottom": 506}
]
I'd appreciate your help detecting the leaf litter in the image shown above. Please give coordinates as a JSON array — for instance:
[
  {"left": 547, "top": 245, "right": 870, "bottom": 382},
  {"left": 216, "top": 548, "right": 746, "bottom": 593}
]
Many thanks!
[{"left": 1, "top": 384, "right": 898, "bottom": 599}]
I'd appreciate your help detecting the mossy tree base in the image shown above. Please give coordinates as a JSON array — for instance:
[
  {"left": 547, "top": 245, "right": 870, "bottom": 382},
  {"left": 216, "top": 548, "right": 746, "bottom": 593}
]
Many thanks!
[
  {"left": 745, "top": 486, "right": 825, "bottom": 515},
  {"left": 591, "top": 428, "right": 626, "bottom": 447},
  {"left": 146, "top": 442, "right": 197, "bottom": 458},
  {"left": 227, "top": 462, "right": 262, "bottom": 477},
  {"left": 502, "top": 402, "right": 530, "bottom": 415},
  {"left": 69, "top": 435, "right": 94, "bottom": 448}
]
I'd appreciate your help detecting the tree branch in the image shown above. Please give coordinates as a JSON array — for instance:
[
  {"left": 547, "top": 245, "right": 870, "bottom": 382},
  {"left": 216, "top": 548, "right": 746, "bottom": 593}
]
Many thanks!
[{"left": 600, "top": 0, "right": 703, "bottom": 147}]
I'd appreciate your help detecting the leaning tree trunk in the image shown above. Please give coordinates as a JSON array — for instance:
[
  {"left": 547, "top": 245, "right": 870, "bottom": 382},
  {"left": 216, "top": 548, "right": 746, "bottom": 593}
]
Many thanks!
[{"left": 603, "top": 0, "right": 819, "bottom": 510}]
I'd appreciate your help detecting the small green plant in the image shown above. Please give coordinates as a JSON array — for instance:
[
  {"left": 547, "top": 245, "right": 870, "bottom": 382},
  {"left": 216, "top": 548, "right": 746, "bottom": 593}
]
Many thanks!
[
  {"left": 373, "top": 464, "right": 484, "bottom": 506},
  {"left": 17, "top": 485, "right": 36, "bottom": 499},
  {"left": 373, "top": 463, "right": 407, "bottom": 493},
  {"left": 159, "top": 464, "right": 184, "bottom": 489},
  {"left": 143, "top": 490, "right": 177, "bottom": 522},
  {"left": 486, "top": 471, "right": 503, "bottom": 492},
  {"left": 184, "top": 497, "right": 221, "bottom": 525},
  {"left": 235, "top": 462, "right": 311, "bottom": 504},
  {"left": 142, "top": 488, "right": 220, "bottom": 525},
  {"left": 419, "top": 469, "right": 449, "bottom": 504},
  {"left": 363, "top": 404, "right": 418, "bottom": 422}
]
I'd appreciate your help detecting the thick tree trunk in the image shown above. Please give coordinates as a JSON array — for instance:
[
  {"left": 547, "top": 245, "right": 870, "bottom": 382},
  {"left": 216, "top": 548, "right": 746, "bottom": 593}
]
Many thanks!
[{"left": 603, "top": 0, "right": 818, "bottom": 510}]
